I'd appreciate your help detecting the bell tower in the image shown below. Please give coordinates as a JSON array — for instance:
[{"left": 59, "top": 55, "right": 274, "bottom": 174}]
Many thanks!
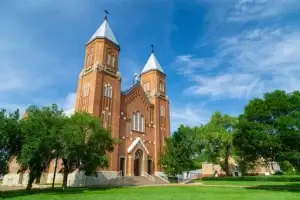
[
  {"left": 140, "top": 46, "right": 170, "bottom": 173},
  {"left": 75, "top": 11, "right": 121, "bottom": 171}
]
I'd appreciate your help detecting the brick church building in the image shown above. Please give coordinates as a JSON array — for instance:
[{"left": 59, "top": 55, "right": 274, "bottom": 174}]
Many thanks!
[
  {"left": 3, "top": 15, "right": 170, "bottom": 185},
  {"left": 75, "top": 16, "right": 171, "bottom": 177}
]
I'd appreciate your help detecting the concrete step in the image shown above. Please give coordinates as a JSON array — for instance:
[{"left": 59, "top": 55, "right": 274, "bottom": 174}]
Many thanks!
[
  {"left": 119, "top": 176, "right": 169, "bottom": 186},
  {"left": 154, "top": 176, "right": 169, "bottom": 184}
]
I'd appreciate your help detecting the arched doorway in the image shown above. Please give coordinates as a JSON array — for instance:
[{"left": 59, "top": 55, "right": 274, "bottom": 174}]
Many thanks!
[{"left": 134, "top": 149, "right": 143, "bottom": 176}]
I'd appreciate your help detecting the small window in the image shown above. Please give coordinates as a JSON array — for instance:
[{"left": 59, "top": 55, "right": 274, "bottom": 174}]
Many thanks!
[
  {"left": 104, "top": 85, "right": 113, "bottom": 98},
  {"left": 111, "top": 56, "right": 115, "bottom": 67},
  {"left": 160, "top": 82, "right": 164, "bottom": 92},
  {"left": 144, "top": 82, "right": 150, "bottom": 92},
  {"left": 141, "top": 116, "right": 145, "bottom": 132},
  {"left": 83, "top": 84, "right": 89, "bottom": 97},
  {"left": 131, "top": 113, "right": 136, "bottom": 130},
  {"left": 160, "top": 106, "right": 165, "bottom": 117},
  {"left": 106, "top": 54, "right": 111, "bottom": 65},
  {"left": 109, "top": 86, "right": 113, "bottom": 98}
]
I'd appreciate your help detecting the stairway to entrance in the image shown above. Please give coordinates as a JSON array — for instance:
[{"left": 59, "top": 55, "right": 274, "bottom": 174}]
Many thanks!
[{"left": 119, "top": 176, "right": 169, "bottom": 186}]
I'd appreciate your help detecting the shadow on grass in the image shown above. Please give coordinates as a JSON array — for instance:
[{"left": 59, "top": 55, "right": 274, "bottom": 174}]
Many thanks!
[
  {"left": 0, "top": 186, "right": 123, "bottom": 199},
  {"left": 245, "top": 183, "right": 300, "bottom": 193}
]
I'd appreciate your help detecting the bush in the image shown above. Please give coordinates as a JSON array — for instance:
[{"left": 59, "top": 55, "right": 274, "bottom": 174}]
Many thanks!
[
  {"left": 201, "top": 175, "right": 300, "bottom": 182},
  {"left": 274, "top": 170, "right": 284, "bottom": 176}
]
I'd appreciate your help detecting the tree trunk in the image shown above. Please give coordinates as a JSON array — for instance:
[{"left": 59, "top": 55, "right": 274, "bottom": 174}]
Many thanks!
[
  {"left": 224, "top": 145, "right": 231, "bottom": 176},
  {"left": 26, "top": 172, "right": 35, "bottom": 192},
  {"left": 62, "top": 169, "right": 69, "bottom": 189},
  {"left": 62, "top": 159, "right": 69, "bottom": 189}
]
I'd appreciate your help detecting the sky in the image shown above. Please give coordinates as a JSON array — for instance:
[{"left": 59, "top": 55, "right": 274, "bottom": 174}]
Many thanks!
[{"left": 1, "top": 0, "right": 300, "bottom": 132}]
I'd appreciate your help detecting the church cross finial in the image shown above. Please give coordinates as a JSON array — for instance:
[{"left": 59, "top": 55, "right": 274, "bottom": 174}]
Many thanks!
[
  {"left": 151, "top": 44, "right": 154, "bottom": 53},
  {"left": 104, "top": 9, "right": 110, "bottom": 20}
]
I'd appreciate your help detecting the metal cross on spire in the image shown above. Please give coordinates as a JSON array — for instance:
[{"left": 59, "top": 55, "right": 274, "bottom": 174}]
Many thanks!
[
  {"left": 151, "top": 44, "right": 154, "bottom": 53},
  {"left": 104, "top": 9, "right": 109, "bottom": 20}
]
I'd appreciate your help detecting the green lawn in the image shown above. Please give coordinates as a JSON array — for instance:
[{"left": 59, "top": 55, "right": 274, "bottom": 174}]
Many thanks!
[
  {"left": 197, "top": 180, "right": 300, "bottom": 187},
  {"left": 1, "top": 186, "right": 300, "bottom": 200}
]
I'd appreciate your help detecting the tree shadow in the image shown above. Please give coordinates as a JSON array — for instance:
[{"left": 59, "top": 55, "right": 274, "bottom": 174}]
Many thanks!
[
  {"left": 0, "top": 185, "right": 122, "bottom": 199},
  {"left": 245, "top": 183, "right": 300, "bottom": 193}
]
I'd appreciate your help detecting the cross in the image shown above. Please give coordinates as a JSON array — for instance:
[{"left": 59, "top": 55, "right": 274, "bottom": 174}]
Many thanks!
[
  {"left": 104, "top": 9, "right": 109, "bottom": 20},
  {"left": 151, "top": 44, "right": 154, "bottom": 53}
]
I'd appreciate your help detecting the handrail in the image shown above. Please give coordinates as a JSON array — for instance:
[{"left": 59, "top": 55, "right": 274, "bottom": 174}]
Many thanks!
[
  {"left": 142, "top": 171, "right": 155, "bottom": 184},
  {"left": 156, "top": 172, "right": 169, "bottom": 183}
]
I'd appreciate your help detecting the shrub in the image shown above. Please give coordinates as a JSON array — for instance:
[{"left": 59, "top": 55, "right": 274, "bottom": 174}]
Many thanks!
[
  {"left": 201, "top": 175, "right": 300, "bottom": 182},
  {"left": 274, "top": 170, "right": 284, "bottom": 176}
]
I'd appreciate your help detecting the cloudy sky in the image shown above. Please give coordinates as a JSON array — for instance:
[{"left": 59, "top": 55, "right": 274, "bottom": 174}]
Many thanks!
[{"left": 1, "top": 0, "right": 300, "bottom": 131}]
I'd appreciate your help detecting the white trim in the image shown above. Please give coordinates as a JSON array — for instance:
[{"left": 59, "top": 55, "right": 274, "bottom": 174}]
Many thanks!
[{"left": 127, "top": 137, "right": 149, "bottom": 154}]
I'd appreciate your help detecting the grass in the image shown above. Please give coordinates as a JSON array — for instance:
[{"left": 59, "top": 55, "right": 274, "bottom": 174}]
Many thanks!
[
  {"left": 198, "top": 180, "right": 300, "bottom": 187},
  {"left": 1, "top": 185, "right": 300, "bottom": 200}
]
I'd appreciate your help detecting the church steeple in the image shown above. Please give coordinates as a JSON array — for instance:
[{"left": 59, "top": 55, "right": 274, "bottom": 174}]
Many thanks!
[
  {"left": 141, "top": 52, "right": 165, "bottom": 75},
  {"left": 87, "top": 10, "right": 119, "bottom": 46}
]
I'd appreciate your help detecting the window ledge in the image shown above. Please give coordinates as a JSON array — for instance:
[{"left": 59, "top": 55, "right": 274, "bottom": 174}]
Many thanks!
[{"left": 131, "top": 130, "right": 145, "bottom": 134}]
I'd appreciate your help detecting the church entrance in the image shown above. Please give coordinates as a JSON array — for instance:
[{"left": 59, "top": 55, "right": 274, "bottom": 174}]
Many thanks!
[
  {"left": 147, "top": 159, "right": 152, "bottom": 175},
  {"left": 119, "top": 157, "right": 125, "bottom": 176},
  {"left": 134, "top": 149, "right": 143, "bottom": 176}
]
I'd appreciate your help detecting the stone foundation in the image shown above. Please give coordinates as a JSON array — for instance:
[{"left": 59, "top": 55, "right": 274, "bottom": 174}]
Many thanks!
[
  {"left": 67, "top": 171, "right": 118, "bottom": 187},
  {"left": 2, "top": 172, "right": 64, "bottom": 186}
]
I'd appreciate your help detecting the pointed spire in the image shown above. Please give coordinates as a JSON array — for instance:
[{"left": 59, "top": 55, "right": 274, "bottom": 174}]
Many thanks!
[
  {"left": 87, "top": 10, "right": 119, "bottom": 45},
  {"left": 141, "top": 51, "right": 165, "bottom": 74}
]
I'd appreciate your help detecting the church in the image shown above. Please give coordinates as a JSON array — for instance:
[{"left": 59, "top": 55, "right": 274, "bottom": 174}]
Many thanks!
[
  {"left": 74, "top": 14, "right": 171, "bottom": 177},
  {"left": 3, "top": 14, "right": 170, "bottom": 186}
]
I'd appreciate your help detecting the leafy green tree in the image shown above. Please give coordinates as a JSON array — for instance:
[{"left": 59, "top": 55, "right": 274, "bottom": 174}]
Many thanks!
[
  {"left": 160, "top": 125, "right": 199, "bottom": 176},
  {"left": 233, "top": 90, "right": 300, "bottom": 174},
  {"left": 198, "top": 112, "right": 237, "bottom": 176},
  {"left": 19, "top": 104, "right": 66, "bottom": 191},
  {"left": 57, "top": 112, "right": 115, "bottom": 188},
  {"left": 0, "top": 109, "right": 23, "bottom": 175}
]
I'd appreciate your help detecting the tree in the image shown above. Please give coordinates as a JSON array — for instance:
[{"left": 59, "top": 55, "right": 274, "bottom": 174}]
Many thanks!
[
  {"left": 57, "top": 112, "right": 115, "bottom": 188},
  {"left": 19, "top": 104, "right": 66, "bottom": 191},
  {"left": 0, "top": 109, "right": 23, "bottom": 175},
  {"left": 198, "top": 112, "right": 237, "bottom": 176},
  {"left": 233, "top": 90, "right": 300, "bottom": 174},
  {"left": 160, "top": 125, "right": 199, "bottom": 176}
]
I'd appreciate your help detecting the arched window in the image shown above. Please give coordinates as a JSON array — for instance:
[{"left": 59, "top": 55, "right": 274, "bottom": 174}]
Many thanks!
[
  {"left": 83, "top": 83, "right": 89, "bottom": 97},
  {"left": 131, "top": 111, "right": 145, "bottom": 132},
  {"left": 141, "top": 116, "right": 145, "bottom": 132},
  {"left": 106, "top": 53, "right": 111, "bottom": 65},
  {"left": 106, "top": 50, "right": 116, "bottom": 68},
  {"left": 104, "top": 85, "right": 108, "bottom": 97},
  {"left": 131, "top": 113, "right": 136, "bottom": 130},
  {"left": 143, "top": 82, "right": 150, "bottom": 92},
  {"left": 109, "top": 86, "right": 113, "bottom": 98},
  {"left": 160, "top": 106, "right": 165, "bottom": 117},
  {"left": 136, "top": 111, "right": 140, "bottom": 131},
  {"left": 160, "top": 82, "right": 164, "bottom": 92},
  {"left": 104, "top": 84, "right": 113, "bottom": 98}
]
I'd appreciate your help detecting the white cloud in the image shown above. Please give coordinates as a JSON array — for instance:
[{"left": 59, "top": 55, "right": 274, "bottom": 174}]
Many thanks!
[
  {"left": 175, "top": 55, "right": 220, "bottom": 75},
  {"left": 228, "top": 0, "right": 300, "bottom": 22},
  {"left": 185, "top": 74, "right": 262, "bottom": 99},
  {"left": 170, "top": 104, "right": 210, "bottom": 132},
  {"left": 177, "top": 26, "right": 300, "bottom": 99},
  {"left": 61, "top": 93, "right": 77, "bottom": 116}
]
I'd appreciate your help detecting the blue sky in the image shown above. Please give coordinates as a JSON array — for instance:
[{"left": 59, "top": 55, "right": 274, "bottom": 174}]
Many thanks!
[{"left": 1, "top": 0, "right": 300, "bottom": 132}]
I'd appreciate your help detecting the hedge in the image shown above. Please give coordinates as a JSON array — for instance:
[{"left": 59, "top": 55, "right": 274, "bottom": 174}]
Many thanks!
[{"left": 201, "top": 176, "right": 300, "bottom": 182}]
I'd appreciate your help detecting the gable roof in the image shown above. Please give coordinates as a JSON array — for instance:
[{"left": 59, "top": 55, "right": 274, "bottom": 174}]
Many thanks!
[
  {"left": 88, "top": 19, "right": 119, "bottom": 45},
  {"left": 127, "top": 137, "right": 149, "bottom": 154},
  {"left": 141, "top": 53, "right": 164, "bottom": 74},
  {"left": 121, "top": 83, "right": 152, "bottom": 106}
]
